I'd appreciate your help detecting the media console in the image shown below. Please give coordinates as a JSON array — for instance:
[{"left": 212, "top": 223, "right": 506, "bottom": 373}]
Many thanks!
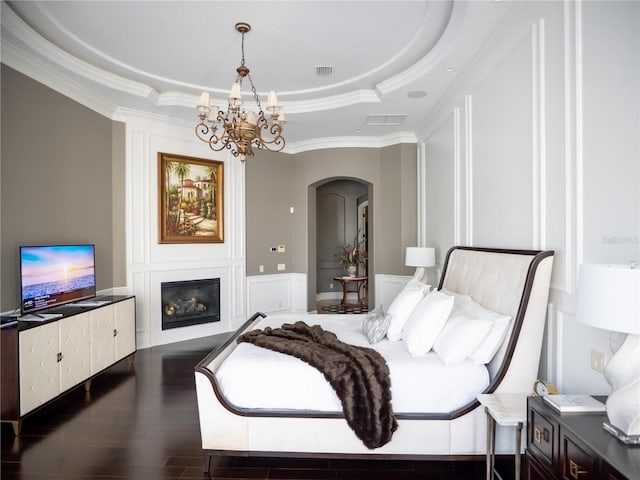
[{"left": 0, "top": 295, "right": 136, "bottom": 435}]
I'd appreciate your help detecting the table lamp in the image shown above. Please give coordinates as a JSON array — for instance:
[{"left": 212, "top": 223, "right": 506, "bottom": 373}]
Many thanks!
[
  {"left": 405, "top": 247, "right": 435, "bottom": 284},
  {"left": 576, "top": 263, "right": 640, "bottom": 444}
]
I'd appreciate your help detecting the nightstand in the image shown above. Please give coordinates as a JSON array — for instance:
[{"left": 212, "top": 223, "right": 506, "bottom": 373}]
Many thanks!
[
  {"left": 525, "top": 395, "right": 639, "bottom": 480},
  {"left": 478, "top": 393, "right": 528, "bottom": 480}
]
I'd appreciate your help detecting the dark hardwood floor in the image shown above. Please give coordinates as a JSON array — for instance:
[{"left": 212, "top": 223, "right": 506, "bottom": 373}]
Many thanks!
[{"left": 1, "top": 332, "right": 493, "bottom": 479}]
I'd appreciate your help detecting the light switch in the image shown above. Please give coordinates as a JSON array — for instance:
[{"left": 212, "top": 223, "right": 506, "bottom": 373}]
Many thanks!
[{"left": 277, "top": 263, "right": 285, "bottom": 271}]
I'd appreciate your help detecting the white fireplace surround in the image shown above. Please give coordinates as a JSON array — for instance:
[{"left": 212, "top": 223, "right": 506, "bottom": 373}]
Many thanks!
[{"left": 123, "top": 111, "right": 248, "bottom": 348}]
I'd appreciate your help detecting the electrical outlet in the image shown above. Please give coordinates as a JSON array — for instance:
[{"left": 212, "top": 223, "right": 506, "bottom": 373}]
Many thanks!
[
  {"left": 277, "top": 263, "right": 285, "bottom": 271},
  {"left": 591, "top": 349, "right": 606, "bottom": 373},
  {"left": 329, "top": 283, "right": 334, "bottom": 289},
  {"left": 277, "top": 245, "right": 285, "bottom": 253},
  {"left": 259, "top": 265, "right": 264, "bottom": 273}
]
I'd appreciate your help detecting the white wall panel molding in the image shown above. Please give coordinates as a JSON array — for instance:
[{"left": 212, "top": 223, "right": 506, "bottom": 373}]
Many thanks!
[
  {"left": 540, "top": 302, "right": 556, "bottom": 385},
  {"left": 423, "top": 111, "right": 457, "bottom": 259},
  {"left": 464, "top": 95, "right": 473, "bottom": 247},
  {"left": 123, "top": 110, "right": 246, "bottom": 347},
  {"left": 131, "top": 271, "right": 149, "bottom": 349},
  {"left": 128, "top": 130, "right": 148, "bottom": 266},
  {"left": 292, "top": 274, "right": 308, "bottom": 312},
  {"left": 232, "top": 264, "right": 246, "bottom": 329},
  {"left": 532, "top": 19, "right": 547, "bottom": 251},
  {"left": 561, "top": 0, "right": 579, "bottom": 296},
  {"left": 374, "top": 274, "right": 413, "bottom": 312},
  {"left": 246, "top": 273, "right": 307, "bottom": 316},
  {"left": 572, "top": 0, "right": 584, "bottom": 280},
  {"left": 550, "top": 305, "right": 564, "bottom": 390},
  {"left": 453, "top": 107, "right": 462, "bottom": 246},
  {"left": 416, "top": 143, "right": 427, "bottom": 246}
]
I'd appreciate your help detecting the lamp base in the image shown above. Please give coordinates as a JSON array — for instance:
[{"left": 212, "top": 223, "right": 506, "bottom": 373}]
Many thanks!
[{"left": 603, "top": 421, "right": 640, "bottom": 445}]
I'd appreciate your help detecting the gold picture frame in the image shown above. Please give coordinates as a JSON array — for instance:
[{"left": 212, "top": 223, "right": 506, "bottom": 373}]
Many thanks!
[{"left": 158, "top": 152, "right": 223, "bottom": 244}]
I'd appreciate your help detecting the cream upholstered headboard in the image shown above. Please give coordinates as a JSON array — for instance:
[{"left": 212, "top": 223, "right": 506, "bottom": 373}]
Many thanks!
[{"left": 438, "top": 246, "right": 554, "bottom": 385}]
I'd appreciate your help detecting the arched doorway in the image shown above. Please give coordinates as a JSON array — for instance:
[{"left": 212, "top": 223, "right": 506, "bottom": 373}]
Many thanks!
[{"left": 308, "top": 177, "right": 372, "bottom": 312}]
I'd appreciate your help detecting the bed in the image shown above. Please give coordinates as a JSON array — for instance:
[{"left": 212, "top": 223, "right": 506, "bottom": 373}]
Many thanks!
[{"left": 194, "top": 246, "right": 554, "bottom": 472}]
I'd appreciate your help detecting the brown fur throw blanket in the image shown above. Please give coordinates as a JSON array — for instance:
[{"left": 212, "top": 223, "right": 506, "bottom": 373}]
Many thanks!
[{"left": 238, "top": 321, "right": 398, "bottom": 449}]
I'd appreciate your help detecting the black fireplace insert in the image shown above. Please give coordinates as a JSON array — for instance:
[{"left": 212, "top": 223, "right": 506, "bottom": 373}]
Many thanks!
[{"left": 161, "top": 278, "right": 220, "bottom": 330}]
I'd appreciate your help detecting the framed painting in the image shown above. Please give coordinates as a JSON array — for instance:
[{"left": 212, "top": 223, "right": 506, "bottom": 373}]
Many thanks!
[{"left": 158, "top": 152, "right": 224, "bottom": 244}]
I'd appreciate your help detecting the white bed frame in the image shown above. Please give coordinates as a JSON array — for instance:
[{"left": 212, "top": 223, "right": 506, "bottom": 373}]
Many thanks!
[{"left": 194, "top": 246, "right": 554, "bottom": 472}]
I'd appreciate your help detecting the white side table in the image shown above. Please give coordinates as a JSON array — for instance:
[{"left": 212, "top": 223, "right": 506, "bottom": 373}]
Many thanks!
[{"left": 477, "top": 393, "right": 528, "bottom": 480}]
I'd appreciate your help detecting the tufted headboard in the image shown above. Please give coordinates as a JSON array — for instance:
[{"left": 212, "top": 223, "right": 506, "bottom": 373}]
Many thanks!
[{"left": 438, "top": 246, "right": 554, "bottom": 388}]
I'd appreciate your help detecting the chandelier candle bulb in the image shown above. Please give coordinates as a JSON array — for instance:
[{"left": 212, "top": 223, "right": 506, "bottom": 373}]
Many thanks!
[
  {"left": 207, "top": 107, "right": 219, "bottom": 123},
  {"left": 229, "top": 83, "right": 242, "bottom": 100},
  {"left": 197, "top": 92, "right": 210, "bottom": 109},
  {"left": 267, "top": 90, "right": 279, "bottom": 109}
]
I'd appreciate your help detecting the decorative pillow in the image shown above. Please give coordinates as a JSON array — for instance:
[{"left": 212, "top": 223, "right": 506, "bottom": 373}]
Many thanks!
[
  {"left": 386, "top": 278, "right": 430, "bottom": 342},
  {"left": 433, "top": 313, "right": 493, "bottom": 365},
  {"left": 362, "top": 305, "right": 391, "bottom": 344},
  {"left": 453, "top": 295, "right": 512, "bottom": 365},
  {"left": 401, "top": 290, "right": 454, "bottom": 357}
]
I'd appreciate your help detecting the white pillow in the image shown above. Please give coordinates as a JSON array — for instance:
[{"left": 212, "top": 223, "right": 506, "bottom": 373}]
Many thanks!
[
  {"left": 455, "top": 295, "right": 512, "bottom": 365},
  {"left": 401, "top": 290, "right": 454, "bottom": 356},
  {"left": 386, "top": 278, "right": 430, "bottom": 342},
  {"left": 433, "top": 313, "right": 493, "bottom": 365}
]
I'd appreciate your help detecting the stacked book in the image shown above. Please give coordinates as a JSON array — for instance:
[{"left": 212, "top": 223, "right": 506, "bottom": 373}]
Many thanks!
[{"left": 543, "top": 394, "right": 606, "bottom": 413}]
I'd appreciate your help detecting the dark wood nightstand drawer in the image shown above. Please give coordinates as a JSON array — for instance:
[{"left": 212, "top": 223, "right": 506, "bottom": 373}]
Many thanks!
[
  {"left": 561, "top": 431, "right": 597, "bottom": 480},
  {"left": 528, "top": 404, "right": 556, "bottom": 470},
  {"left": 526, "top": 396, "right": 639, "bottom": 480}
]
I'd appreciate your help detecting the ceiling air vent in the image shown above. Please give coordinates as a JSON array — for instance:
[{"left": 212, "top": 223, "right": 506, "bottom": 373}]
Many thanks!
[
  {"left": 315, "top": 65, "right": 334, "bottom": 76},
  {"left": 365, "top": 114, "right": 407, "bottom": 126}
]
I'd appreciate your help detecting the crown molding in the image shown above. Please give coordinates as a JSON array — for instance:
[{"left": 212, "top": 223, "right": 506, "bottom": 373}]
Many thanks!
[
  {"left": 2, "top": 4, "right": 154, "bottom": 99},
  {"left": 285, "top": 131, "right": 417, "bottom": 154},
  {"left": 376, "top": 1, "right": 466, "bottom": 96},
  {"left": 2, "top": 41, "right": 119, "bottom": 120}
]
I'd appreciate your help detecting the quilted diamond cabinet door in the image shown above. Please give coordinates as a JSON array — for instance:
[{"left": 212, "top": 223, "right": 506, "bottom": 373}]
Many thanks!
[
  {"left": 19, "top": 322, "right": 60, "bottom": 415},
  {"left": 90, "top": 305, "right": 115, "bottom": 375},
  {"left": 59, "top": 313, "right": 91, "bottom": 393},
  {"left": 114, "top": 298, "right": 135, "bottom": 360}
]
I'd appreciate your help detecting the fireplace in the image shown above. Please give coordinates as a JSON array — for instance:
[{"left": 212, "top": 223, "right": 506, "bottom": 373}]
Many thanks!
[{"left": 161, "top": 278, "right": 220, "bottom": 330}]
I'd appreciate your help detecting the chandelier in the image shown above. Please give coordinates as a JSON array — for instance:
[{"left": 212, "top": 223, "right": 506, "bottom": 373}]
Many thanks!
[{"left": 195, "top": 22, "right": 285, "bottom": 162}]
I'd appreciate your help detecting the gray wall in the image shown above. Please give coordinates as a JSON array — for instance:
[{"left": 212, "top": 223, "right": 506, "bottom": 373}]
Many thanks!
[
  {"left": 0, "top": 65, "right": 125, "bottom": 312},
  {"left": 246, "top": 144, "right": 418, "bottom": 309}
]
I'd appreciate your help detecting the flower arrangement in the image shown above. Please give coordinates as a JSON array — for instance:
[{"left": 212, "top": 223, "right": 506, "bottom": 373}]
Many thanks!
[{"left": 337, "top": 234, "right": 367, "bottom": 267}]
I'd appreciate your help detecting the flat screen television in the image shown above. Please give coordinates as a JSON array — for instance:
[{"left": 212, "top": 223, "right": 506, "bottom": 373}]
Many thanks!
[{"left": 20, "top": 244, "right": 96, "bottom": 314}]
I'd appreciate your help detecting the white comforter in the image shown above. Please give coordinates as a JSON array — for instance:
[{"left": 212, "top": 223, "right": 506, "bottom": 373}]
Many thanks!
[{"left": 215, "top": 313, "right": 489, "bottom": 414}]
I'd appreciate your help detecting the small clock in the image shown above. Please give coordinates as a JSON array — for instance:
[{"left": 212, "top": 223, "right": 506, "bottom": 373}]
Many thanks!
[{"left": 533, "top": 379, "right": 558, "bottom": 397}]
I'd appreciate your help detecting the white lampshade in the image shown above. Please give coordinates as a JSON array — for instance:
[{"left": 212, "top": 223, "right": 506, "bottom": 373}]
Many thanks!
[
  {"left": 576, "top": 262, "right": 640, "bottom": 444},
  {"left": 405, "top": 247, "right": 435, "bottom": 268},
  {"left": 576, "top": 263, "right": 640, "bottom": 334}
]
